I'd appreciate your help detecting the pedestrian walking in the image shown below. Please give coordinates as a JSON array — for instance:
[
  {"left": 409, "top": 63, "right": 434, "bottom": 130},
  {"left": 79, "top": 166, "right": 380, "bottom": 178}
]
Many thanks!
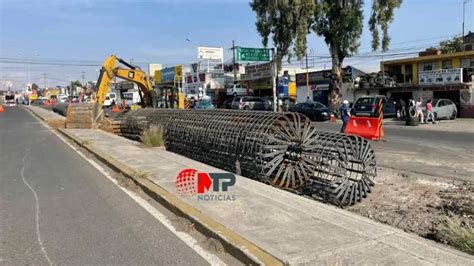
[
  {"left": 415, "top": 97, "right": 424, "bottom": 123},
  {"left": 340, "top": 100, "right": 350, "bottom": 133},
  {"left": 426, "top": 99, "right": 436, "bottom": 124},
  {"left": 399, "top": 98, "right": 406, "bottom": 118}
]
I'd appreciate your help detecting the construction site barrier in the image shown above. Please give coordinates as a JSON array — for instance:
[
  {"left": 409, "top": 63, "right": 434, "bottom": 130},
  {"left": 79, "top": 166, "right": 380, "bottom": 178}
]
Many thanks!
[{"left": 345, "top": 99, "right": 384, "bottom": 141}]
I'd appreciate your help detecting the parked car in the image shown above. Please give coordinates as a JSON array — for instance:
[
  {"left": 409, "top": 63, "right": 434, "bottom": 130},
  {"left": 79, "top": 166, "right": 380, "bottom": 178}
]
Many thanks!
[
  {"left": 231, "top": 96, "right": 265, "bottom": 110},
  {"left": 57, "top": 94, "right": 69, "bottom": 103},
  {"left": 290, "top": 102, "right": 331, "bottom": 121},
  {"left": 226, "top": 84, "right": 254, "bottom": 96},
  {"left": 353, "top": 95, "right": 396, "bottom": 117},
  {"left": 422, "top": 98, "right": 457, "bottom": 120}
]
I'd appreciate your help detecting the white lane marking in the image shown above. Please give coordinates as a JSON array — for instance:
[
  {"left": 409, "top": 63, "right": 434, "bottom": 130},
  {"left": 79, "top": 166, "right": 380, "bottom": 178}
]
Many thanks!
[
  {"left": 21, "top": 148, "right": 53, "bottom": 266},
  {"left": 47, "top": 129, "right": 225, "bottom": 265}
]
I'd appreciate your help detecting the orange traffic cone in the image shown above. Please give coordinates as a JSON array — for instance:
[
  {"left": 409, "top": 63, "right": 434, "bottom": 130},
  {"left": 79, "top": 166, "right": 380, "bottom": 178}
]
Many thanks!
[
  {"left": 0, "top": 105, "right": 4, "bottom": 112},
  {"left": 112, "top": 104, "right": 119, "bottom": 113}
]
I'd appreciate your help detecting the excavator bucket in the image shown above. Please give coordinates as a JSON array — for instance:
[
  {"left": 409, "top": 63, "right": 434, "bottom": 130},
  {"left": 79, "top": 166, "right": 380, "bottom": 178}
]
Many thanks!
[{"left": 66, "top": 103, "right": 102, "bottom": 129}]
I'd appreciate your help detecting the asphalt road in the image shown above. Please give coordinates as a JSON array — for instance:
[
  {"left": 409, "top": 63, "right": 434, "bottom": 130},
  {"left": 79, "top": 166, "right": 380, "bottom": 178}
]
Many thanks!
[
  {"left": 314, "top": 120, "right": 474, "bottom": 181},
  {"left": 0, "top": 107, "right": 209, "bottom": 265}
]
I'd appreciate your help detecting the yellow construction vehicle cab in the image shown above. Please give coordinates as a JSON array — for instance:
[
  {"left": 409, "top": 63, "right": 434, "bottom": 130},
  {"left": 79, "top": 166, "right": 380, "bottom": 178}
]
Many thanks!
[{"left": 66, "top": 55, "right": 154, "bottom": 128}]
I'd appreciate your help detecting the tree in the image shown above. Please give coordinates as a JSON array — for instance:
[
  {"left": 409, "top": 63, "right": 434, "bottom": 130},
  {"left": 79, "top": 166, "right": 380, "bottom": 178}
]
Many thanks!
[
  {"left": 31, "top": 83, "right": 39, "bottom": 91},
  {"left": 439, "top": 36, "right": 463, "bottom": 54},
  {"left": 250, "top": 0, "right": 402, "bottom": 111},
  {"left": 71, "top": 80, "right": 82, "bottom": 88}
]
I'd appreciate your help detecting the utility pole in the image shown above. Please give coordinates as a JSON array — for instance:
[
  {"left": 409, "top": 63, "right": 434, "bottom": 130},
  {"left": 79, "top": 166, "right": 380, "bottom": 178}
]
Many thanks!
[
  {"left": 305, "top": 52, "right": 309, "bottom": 98},
  {"left": 462, "top": 0, "right": 470, "bottom": 53},
  {"left": 463, "top": 0, "right": 467, "bottom": 38},
  {"left": 272, "top": 48, "right": 277, "bottom": 112},
  {"left": 43, "top": 73, "right": 47, "bottom": 89},
  {"left": 81, "top": 71, "right": 86, "bottom": 87},
  {"left": 232, "top": 40, "right": 237, "bottom": 83}
]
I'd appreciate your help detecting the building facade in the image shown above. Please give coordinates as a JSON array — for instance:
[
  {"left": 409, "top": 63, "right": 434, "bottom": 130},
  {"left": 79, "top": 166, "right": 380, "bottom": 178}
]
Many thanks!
[{"left": 380, "top": 49, "right": 474, "bottom": 117}]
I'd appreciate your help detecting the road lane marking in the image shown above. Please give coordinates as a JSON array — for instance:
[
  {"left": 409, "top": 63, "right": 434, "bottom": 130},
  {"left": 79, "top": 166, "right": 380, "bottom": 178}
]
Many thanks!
[
  {"left": 26, "top": 107, "right": 224, "bottom": 264},
  {"left": 29, "top": 118, "right": 225, "bottom": 265},
  {"left": 21, "top": 148, "right": 53, "bottom": 266}
]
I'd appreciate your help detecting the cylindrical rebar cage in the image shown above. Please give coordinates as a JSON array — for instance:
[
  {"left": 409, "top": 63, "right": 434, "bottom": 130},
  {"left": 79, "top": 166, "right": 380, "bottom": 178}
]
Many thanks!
[{"left": 113, "top": 109, "right": 376, "bottom": 205}]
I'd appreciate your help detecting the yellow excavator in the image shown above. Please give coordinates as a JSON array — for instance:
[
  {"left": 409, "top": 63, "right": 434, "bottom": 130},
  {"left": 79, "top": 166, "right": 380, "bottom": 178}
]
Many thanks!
[{"left": 66, "top": 55, "right": 154, "bottom": 128}]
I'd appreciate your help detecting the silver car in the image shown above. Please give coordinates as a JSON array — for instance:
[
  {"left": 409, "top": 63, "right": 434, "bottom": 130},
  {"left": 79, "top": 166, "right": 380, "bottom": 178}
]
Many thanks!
[
  {"left": 422, "top": 98, "right": 457, "bottom": 120},
  {"left": 231, "top": 96, "right": 266, "bottom": 110}
]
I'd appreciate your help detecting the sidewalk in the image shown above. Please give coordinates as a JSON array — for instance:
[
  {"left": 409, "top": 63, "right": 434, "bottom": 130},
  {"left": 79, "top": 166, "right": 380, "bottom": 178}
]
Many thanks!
[
  {"left": 383, "top": 118, "right": 474, "bottom": 134},
  {"left": 59, "top": 128, "right": 473, "bottom": 265}
]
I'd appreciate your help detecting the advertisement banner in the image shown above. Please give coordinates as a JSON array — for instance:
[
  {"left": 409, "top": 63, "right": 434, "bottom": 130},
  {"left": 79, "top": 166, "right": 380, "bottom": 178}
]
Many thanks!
[
  {"left": 160, "top": 67, "right": 175, "bottom": 83},
  {"left": 418, "top": 68, "right": 463, "bottom": 85},
  {"left": 198, "top": 47, "right": 224, "bottom": 61},
  {"left": 243, "top": 62, "right": 272, "bottom": 80},
  {"left": 156, "top": 65, "right": 183, "bottom": 84}
]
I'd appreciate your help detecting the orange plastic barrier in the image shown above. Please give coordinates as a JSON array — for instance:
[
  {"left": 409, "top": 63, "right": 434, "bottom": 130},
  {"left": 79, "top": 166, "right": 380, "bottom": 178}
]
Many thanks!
[
  {"left": 0, "top": 105, "right": 4, "bottom": 112},
  {"left": 345, "top": 116, "right": 384, "bottom": 141},
  {"left": 112, "top": 105, "right": 120, "bottom": 113}
]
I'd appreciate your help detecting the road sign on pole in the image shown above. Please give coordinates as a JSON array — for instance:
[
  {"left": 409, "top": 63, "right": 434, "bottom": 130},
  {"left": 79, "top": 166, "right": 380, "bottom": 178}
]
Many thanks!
[{"left": 236, "top": 47, "right": 270, "bottom": 62}]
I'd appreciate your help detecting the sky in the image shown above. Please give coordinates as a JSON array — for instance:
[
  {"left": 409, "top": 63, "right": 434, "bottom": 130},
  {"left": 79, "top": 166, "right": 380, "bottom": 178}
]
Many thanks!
[{"left": 0, "top": 0, "right": 473, "bottom": 89}]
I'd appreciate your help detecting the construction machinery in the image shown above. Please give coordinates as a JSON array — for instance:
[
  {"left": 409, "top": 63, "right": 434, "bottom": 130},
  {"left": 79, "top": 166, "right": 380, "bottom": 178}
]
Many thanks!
[{"left": 66, "top": 55, "right": 154, "bottom": 128}]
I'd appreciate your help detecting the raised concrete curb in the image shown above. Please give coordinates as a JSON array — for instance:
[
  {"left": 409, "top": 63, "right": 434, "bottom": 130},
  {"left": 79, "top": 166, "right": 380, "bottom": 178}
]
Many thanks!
[
  {"left": 24, "top": 105, "right": 66, "bottom": 129},
  {"left": 57, "top": 128, "right": 282, "bottom": 265}
]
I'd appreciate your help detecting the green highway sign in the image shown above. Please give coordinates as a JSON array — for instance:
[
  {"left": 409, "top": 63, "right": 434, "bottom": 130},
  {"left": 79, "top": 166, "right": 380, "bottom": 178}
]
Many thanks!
[{"left": 236, "top": 47, "right": 270, "bottom": 62}]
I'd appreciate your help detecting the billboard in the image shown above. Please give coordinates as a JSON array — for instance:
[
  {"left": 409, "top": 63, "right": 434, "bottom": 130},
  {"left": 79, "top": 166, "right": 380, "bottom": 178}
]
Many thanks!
[
  {"left": 243, "top": 62, "right": 272, "bottom": 80},
  {"left": 148, "top": 64, "right": 162, "bottom": 77},
  {"left": 418, "top": 68, "right": 463, "bottom": 85},
  {"left": 198, "top": 47, "right": 224, "bottom": 61},
  {"left": 155, "top": 65, "right": 183, "bottom": 84}
]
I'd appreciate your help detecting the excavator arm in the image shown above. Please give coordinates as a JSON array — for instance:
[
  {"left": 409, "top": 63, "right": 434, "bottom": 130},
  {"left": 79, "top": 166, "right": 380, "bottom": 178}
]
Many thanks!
[
  {"left": 66, "top": 55, "right": 154, "bottom": 129},
  {"left": 96, "top": 55, "right": 153, "bottom": 108}
]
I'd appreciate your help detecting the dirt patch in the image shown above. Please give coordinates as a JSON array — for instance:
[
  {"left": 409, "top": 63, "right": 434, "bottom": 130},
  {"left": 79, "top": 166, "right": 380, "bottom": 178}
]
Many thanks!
[
  {"left": 113, "top": 172, "right": 141, "bottom": 193},
  {"left": 202, "top": 237, "right": 225, "bottom": 254},
  {"left": 348, "top": 167, "right": 474, "bottom": 255},
  {"left": 170, "top": 216, "right": 196, "bottom": 234}
]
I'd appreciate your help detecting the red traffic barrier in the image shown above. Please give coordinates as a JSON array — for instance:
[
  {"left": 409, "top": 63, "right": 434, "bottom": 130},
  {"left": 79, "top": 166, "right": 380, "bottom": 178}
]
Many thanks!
[{"left": 345, "top": 116, "right": 384, "bottom": 141}]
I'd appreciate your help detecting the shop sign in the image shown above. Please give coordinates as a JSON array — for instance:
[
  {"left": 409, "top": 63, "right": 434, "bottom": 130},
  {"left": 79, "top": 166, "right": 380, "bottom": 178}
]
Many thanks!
[
  {"left": 419, "top": 68, "right": 463, "bottom": 85},
  {"left": 244, "top": 62, "right": 272, "bottom": 80},
  {"left": 198, "top": 47, "right": 224, "bottom": 61}
]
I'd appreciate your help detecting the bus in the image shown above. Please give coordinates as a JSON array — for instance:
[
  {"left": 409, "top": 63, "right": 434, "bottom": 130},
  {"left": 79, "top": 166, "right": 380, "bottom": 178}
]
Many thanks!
[{"left": 4, "top": 93, "right": 16, "bottom": 106}]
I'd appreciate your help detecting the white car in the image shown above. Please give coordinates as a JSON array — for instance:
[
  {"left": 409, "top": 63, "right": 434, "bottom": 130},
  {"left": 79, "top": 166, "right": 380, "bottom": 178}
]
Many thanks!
[
  {"left": 422, "top": 98, "right": 457, "bottom": 120},
  {"left": 103, "top": 92, "right": 119, "bottom": 107},
  {"left": 58, "top": 94, "right": 69, "bottom": 103},
  {"left": 226, "top": 84, "right": 253, "bottom": 96}
]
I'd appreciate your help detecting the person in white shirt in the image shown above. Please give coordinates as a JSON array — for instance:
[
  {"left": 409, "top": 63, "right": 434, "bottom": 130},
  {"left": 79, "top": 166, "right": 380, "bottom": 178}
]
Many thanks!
[{"left": 415, "top": 98, "right": 424, "bottom": 123}]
